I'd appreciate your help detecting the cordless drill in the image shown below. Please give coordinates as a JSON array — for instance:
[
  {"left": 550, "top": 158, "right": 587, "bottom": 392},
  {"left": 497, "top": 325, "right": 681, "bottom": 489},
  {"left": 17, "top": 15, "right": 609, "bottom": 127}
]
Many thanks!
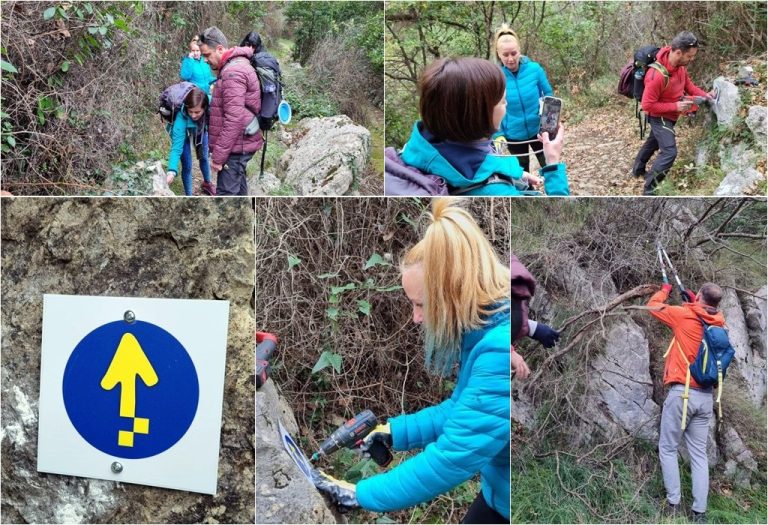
[
  {"left": 680, "top": 95, "right": 710, "bottom": 117},
  {"left": 255, "top": 331, "right": 278, "bottom": 389},
  {"left": 310, "top": 409, "right": 393, "bottom": 467}
]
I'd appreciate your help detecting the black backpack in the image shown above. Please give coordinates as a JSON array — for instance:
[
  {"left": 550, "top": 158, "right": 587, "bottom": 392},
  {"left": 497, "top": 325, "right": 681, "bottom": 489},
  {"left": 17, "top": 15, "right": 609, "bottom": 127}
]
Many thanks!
[
  {"left": 618, "top": 45, "right": 670, "bottom": 139},
  {"left": 240, "top": 32, "right": 284, "bottom": 132}
]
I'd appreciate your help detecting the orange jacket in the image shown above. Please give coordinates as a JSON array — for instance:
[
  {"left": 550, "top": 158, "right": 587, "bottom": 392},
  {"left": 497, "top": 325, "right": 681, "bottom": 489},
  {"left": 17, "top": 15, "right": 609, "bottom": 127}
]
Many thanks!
[{"left": 647, "top": 287, "right": 725, "bottom": 388}]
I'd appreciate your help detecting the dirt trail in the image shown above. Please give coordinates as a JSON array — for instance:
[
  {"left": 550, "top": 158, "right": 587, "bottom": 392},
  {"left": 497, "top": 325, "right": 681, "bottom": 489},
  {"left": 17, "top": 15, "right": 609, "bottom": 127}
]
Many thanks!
[{"left": 549, "top": 98, "right": 706, "bottom": 196}]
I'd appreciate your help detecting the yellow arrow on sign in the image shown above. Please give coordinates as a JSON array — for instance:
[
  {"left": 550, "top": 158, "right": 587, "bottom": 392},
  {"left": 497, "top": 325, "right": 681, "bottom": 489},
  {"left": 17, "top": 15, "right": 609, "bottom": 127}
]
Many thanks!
[{"left": 100, "top": 333, "right": 159, "bottom": 418}]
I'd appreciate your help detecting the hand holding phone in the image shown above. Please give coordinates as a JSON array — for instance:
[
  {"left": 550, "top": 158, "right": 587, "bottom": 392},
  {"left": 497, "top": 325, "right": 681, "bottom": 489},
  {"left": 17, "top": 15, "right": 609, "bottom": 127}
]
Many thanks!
[{"left": 540, "top": 96, "right": 562, "bottom": 138}]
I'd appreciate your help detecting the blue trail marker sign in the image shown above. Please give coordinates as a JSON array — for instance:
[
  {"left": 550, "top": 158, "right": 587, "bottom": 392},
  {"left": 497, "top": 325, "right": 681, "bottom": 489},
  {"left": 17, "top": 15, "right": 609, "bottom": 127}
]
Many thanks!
[{"left": 37, "top": 295, "right": 229, "bottom": 494}]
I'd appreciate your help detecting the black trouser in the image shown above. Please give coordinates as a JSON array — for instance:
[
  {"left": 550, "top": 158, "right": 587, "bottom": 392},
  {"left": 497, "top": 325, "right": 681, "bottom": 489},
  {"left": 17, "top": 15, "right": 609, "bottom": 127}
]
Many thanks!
[
  {"left": 632, "top": 116, "right": 678, "bottom": 195},
  {"left": 462, "top": 492, "right": 508, "bottom": 524},
  {"left": 217, "top": 152, "right": 254, "bottom": 196},
  {"left": 506, "top": 136, "right": 546, "bottom": 174}
]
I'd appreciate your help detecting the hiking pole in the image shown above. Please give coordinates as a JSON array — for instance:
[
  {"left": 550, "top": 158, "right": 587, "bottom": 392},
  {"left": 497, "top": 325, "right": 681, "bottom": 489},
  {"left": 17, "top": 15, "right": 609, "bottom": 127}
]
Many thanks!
[
  {"left": 659, "top": 242, "right": 689, "bottom": 302},
  {"left": 656, "top": 241, "right": 669, "bottom": 285}
]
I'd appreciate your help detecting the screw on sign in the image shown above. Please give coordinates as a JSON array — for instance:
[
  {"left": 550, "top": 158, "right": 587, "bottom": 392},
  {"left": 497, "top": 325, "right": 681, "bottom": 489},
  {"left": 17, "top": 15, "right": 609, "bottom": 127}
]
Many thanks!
[{"left": 62, "top": 316, "right": 199, "bottom": 459}]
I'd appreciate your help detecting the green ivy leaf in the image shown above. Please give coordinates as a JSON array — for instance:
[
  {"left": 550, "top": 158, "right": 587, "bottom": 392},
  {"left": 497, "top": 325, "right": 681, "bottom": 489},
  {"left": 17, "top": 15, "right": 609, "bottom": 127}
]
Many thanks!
[
  {"left": 364, "top": 252, "right": 391, "bottom": 270},
  {"left": 7, "top": 136, "right": 16, "bottom": 147},
  {"left": 43, "top": 7, "right": 56, "bottom": 20},
  {"left": 357, "top": 300, "right": 371, "bottom": 316},
  {"left": 0, "top": 60, "right": 18, "bottom": 74},
  {"left": 330, "top": 282, "right": 356, "bottom": 295},
  {"left": 60, "top": 61, "right": 70, "bottom": 72},
  {"left": 312, "top": 350, "right": 342, "bottom": 374},
  {"left": 326, "top": 307, "right": 339, "bottom": 320},
  {"left": 287, "top": 254, "right": 301, "bottom": 269}
]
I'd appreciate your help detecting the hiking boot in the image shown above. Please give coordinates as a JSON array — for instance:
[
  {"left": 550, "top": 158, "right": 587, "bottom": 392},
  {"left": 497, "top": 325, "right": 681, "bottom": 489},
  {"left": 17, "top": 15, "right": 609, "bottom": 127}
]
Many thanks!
[
  {"left": 663, "top": 501, "right": 682, "bottom": 518},
  {"left": 201, "top": 181, "right": 216, "bottom": 196},
  {"left": 631, "top": 169, "right": 646, "bottom": 178},
  {"left": 691, "top": 511, "right": 707, "bottom": 523}
]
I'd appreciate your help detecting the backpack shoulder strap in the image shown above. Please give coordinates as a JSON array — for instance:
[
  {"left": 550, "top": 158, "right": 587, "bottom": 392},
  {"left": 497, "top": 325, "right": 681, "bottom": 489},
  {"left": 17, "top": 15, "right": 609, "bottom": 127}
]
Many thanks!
[
  {"left": 648, "top": 62, "right": 670, "bottom": 89},
  {"left": 663, "top": 336, "right": 692, "bottom": 431}
]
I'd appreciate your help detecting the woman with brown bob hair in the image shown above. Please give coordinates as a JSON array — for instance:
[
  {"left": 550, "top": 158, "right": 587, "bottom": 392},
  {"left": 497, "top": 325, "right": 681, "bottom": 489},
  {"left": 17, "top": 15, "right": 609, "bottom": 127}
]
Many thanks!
[
  {"left": 165, "top": 85, "right": 215, "bottom": 196},
  {"left": 385, "top": 57, "right": 568, "bottom": 196}
]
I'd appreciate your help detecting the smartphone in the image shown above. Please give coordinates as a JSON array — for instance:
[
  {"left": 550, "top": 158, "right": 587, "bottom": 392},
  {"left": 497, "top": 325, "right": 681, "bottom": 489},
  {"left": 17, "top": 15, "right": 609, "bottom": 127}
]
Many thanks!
[{"left": 539, "top": 96, "right": 562, "bottom": 138}]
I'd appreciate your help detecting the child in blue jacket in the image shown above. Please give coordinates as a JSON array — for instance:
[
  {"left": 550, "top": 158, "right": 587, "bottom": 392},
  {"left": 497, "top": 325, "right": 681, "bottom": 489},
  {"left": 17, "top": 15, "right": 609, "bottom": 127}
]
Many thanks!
[
  {"left": 387, "top": 57, "right": 568, "bottom": 196},
  {"left": 312, "top": 198, "right": 512, "bottom": 523}
]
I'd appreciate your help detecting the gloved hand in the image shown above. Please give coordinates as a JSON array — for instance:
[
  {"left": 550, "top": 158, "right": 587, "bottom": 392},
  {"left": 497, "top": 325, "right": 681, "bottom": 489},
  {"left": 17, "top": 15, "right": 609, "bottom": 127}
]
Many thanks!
[
  {"left": 359, "top": 423, "right": 392, "bottom": 459},
  {"left": 311, "top": 469, "right": 359, "bottom": 513},
  {"left": 684, "top": 288, "right": 697, "bottom": 303},
  {"left": 661, "top": 283, "right": 673, "bottom": 293},
  {"left": 531, "top": 323, "right": 560, "bottom": 348}
]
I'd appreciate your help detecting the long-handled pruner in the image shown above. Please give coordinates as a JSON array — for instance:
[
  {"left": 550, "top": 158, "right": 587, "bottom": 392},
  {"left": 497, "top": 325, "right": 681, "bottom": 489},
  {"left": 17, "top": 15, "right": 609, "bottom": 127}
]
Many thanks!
[{"left": 657, "top": 241, "right": 689, "bottom": 302}]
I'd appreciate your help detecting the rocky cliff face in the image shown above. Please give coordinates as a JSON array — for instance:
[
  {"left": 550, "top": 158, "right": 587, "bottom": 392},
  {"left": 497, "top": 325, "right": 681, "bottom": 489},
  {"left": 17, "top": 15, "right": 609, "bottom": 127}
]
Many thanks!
[
  {"left": 515, "top": 257, "right": 766, "bottom": 488},
  {"left": 1, "top": 198, "right": 255, "bottom": 523}
]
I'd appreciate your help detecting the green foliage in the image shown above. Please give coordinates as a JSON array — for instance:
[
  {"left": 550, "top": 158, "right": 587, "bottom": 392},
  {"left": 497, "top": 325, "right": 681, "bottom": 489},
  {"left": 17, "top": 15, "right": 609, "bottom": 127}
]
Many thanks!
[
  {"left": 285, "top": 1, "right": 384, "bottom": 73},
  {"left": 287, "top": 254, "right": 302, "bottom": 269},
  {"left": 364, "top": 252, "right": 391, "bottom": 270},
  {"left": 312, "top": 350, "right": 343, "bottom": 374}
]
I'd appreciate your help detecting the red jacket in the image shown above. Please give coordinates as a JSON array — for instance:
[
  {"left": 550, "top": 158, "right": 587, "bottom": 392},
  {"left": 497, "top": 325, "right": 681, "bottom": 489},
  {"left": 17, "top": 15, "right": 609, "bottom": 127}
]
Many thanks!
[
  {"left": 641, "top": 46, "right": 709, "bottom": 122},
  {"left": 647, "top": 287, "right": 725, "bottom": 388},
  {"left": 209, "top": 46, "right": 263, "bottom": 166}
]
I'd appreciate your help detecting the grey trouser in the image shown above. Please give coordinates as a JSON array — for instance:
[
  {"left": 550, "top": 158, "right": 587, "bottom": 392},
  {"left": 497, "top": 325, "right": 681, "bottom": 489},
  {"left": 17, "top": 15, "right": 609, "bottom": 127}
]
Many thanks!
[
  {"left": 659, "top": 384, "right": 713, "bottom": 513},
  {"left": 217, "top": 152, "right": 254, "bottom": 196},
  {"left": 632, "top": 116, "right": 678, "bottom": 195}
]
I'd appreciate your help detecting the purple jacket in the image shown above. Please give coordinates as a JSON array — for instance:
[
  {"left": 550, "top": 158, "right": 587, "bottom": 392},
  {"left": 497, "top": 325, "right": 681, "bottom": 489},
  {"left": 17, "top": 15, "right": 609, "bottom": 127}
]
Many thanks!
[
  {"left": 209, "top": 46, "right": 262, "bottom": 166},
  {"left": 510, "top": 253, "right": 536, "bottom": 341},
  {"left": 384, "top": 147, "right": 449, "bottom": 196}
]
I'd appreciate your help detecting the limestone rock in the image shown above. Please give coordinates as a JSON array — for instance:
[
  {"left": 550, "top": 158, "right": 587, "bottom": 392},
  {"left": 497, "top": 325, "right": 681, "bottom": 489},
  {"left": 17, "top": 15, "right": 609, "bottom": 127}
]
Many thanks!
[
  {"left": 712, "top": 77, "right": 741, "bottom": 127},
  {"left": 744, "top": 286, "right": 767, "bottom": 359},
  {"left": 1, "top": 198, "right": 255, "bottom": 524},
  {"left": 720, "top": 287, "right": 767, "bottom": 407},
  {"left": 720, "top": 426, "right": 758, "bottom": 489},
  {"left": 151, "top": 160, "right": 174, "bottom": 196},
  {"left": 278, "top": 116, "right": 371, "bottom": 196},
  {"left": 590, "top": 320, "right": 660, "bottom": 442},
  {"left": 256, "top": 380, "right": 340, "bottom": 524},
  {"left": 714, "top": 168, "right": 763, "bottom": 196},
  {"left": 745, "top": 106, "right": 767, "bottom": 152},
  {"left": 718, "top": 142, "right": 757, "bottom": 174},
  {"left": 249, "top": 171, "right": 283, "bottom": 196}
]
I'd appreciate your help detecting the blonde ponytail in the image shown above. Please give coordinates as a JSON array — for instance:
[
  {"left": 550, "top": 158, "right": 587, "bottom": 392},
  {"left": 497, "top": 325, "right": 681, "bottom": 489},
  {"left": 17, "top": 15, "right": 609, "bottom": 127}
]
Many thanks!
[{"left": 402, "top": 198, "right": 510, "bottom": 374}]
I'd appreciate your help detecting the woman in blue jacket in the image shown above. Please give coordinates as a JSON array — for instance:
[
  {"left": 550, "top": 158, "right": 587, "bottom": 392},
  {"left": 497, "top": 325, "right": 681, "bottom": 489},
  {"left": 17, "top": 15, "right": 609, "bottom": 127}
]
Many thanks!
[
  {"left": 386, "top": 57, "right": 568, "bottom": 196},
  {"left": 180, "top": 37, "right": 216, "bottom": 96},
  {"left": 494, "top": 24, "right": 554, "bottom": 174},
  {"left": 165, "top": 86, "right": 215, "bottom": 196},
  {"left": 312, "top": 198, "right": 512, "bottom": 523}
]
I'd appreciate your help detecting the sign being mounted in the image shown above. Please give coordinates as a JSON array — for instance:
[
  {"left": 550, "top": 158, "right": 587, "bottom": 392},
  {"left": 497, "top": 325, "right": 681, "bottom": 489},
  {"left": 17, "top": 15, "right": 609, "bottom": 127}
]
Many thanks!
[{"left": 37, "top": 294, "right": 229, "bottom": 495}]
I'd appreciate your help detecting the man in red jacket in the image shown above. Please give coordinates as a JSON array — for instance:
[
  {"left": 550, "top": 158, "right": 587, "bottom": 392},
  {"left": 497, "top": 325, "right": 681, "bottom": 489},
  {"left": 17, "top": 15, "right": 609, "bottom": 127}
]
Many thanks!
[
  {"left": 631, "top": 32, "right": 714, "bottom": 195},
  {"left": 198, "top": 26, "right": 262, "bottom": 196},
  {"left": 647, "top": 282, "right": 725, "bottom": 523}
]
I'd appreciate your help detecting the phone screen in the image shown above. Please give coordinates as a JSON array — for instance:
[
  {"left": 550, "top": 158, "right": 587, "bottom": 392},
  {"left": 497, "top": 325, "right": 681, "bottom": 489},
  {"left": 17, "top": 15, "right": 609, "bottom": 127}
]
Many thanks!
[{"left": 540, "top": 96, "right": 562, "bottom": 138}]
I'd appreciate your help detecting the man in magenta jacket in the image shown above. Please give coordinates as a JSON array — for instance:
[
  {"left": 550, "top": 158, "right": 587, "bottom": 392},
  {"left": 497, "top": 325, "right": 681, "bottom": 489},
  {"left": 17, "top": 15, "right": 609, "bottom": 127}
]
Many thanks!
[
  {"left": 198, "top": 26, "right": 262, "bottom": 196},
  {"left": 631, "top": 31, "right": 714, "bottom": 195}
]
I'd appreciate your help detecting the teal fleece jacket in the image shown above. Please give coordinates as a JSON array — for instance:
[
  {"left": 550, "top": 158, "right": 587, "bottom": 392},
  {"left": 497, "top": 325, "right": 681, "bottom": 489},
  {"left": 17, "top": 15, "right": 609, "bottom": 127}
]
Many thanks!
[
  {"left": 356, "top": 308, "right": 511, "bottom": 519},
  {"left": 180, "top": 56, "right": 216, "bottom": 96},
  {"left": 498, "top": 57, "right": 553, "bottom": 140},
  {"left": 166, "top": 108, "right": 204, "bottom": 173},
  {"left": 401, "top": 122, "right": 569, "bottom": 196}
]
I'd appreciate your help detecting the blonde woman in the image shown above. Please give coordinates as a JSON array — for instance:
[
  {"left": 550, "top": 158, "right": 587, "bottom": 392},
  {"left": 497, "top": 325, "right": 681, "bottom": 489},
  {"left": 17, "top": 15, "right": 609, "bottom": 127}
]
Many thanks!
[
  {"left": 494, "top": 24, "right": 554, "bottom": 174},
  {"left": 312, "top": 198, "right": 511, "bottom": 524}
]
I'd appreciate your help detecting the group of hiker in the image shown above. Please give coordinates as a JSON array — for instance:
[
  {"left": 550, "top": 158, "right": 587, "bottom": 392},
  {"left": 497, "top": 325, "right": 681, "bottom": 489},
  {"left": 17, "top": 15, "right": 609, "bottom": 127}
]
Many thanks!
[
  {"left": 162, "top": 27, "right": 274, "bottom": 196},
  {"left": 385, "top": 27, "right": 716, "bottom": 197}
]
